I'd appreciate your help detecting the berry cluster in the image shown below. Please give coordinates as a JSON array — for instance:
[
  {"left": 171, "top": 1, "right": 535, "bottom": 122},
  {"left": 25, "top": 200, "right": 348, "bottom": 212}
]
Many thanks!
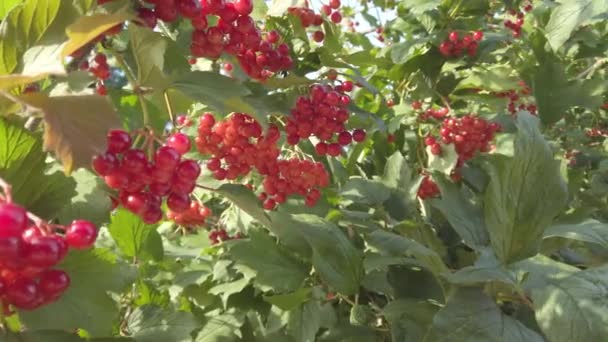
[
  {"left": 585, "top": 127, "right": 608, "bottom": 138},
  {"left": 93, "top": 130, "right": 201, "bottom": 224},
  {"left": 504, "top": 2, "right": 533, "bottom": 38},
  {"left": 79, "top": 53, "right": 111, "bottom": 95},
  {"left": 196, "top": 113, "right": 280, "bottom": 180},
  {"left": 285, "top": 84, "right": 366, "bottom": 156},
  {"left": 425, "top": 115, "right": 500, "bottom": 164},
  {"left": 0, "top": 198, "right": 97, "bottom": 311},
  {"left": 176, "top": 114, "right": 194, "bottom": 128},
  {"left": 208, "top": 229, "right": 240, "bottom": 245},
  {"left": 196, "top": 112, "right": 332, "bottom": 209},
  {"left": 439, "top": 31, "right": 483, "bottom": 58},
  {"left": 375, "top": 26, "right": 384, "bottom": 42},
  {"left": 494, "top": 81, "right": 537, "bottom": 115},
  {"left": 417, "top": 175, "right": 440, "bottom": 200},
  {"left": 167, "top": 201, "right": 212, "bottom": 227},
  {"left": 321, "top": 0, "right": 343, "bottom": 24},
  {"left": 259, "top": 159, "right": 329, "bottom": 209},
  {"left": 413, "top": 101, "right": 450, "bottom": 121}
]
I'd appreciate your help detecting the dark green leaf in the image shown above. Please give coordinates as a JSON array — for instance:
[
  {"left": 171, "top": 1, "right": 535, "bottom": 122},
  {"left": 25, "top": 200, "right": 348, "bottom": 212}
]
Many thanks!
[
  {"left": 127, "top": 305, "right": 197, "bottom": 342},
  {"left": 340, "top": 177, "right": 391, "bottom": 205},
  {"left": 543, "top": 219, "right": 608, "bottom": 249},
  {"left": 287, "top": 300, "right": 322, "bottom": 342},
  {"left": 195, "top": 312, "right": 245, "bottom": 342},
  {"left": 483, "top": 113, "right": 567, "bottom": 263},
  {"left": 425, "top": 287, "right": 544, "bottom": 342},
  {"left": 383, "top": 299, "right": 439, "bottom": 342},
  {"left": 57, "top": 169, "right": 111, "bottom": 227},
  {"left": 263, "top": 288, "right": 312, "bottom": 311},
  {"left": 230, "top": 230, "right": 310, "bottom": 292}
]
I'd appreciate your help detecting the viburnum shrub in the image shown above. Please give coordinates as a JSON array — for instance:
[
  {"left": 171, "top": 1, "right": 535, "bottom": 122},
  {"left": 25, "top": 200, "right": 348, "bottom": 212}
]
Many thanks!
[{"left": 1, "top": 0, "right": 608, "bottom": 341}]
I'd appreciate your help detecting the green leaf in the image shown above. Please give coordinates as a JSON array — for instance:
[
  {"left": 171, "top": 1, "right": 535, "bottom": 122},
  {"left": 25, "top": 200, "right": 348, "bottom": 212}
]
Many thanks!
[
  {"left": 426, "top": 143, "right": 458, "bottom": 176},
  {"left": 0, "top": 0, "right": 61, "bottom": 75},
  {"left": 545, "top": 0, "right": 608, "bottom": 51},
  {"left": 208, "top": 276, "right": 251, "bottom": 306},
  {"left": 195, "top": 312, "right": 246, "bottom": 342},
  {"left": 543, "top": 219, "right": 608, "bottom": 249},
  {"left": 287, "top": 301, "right": 322, "bottom": 342},
  {"left": 128, "top": 24, "right": 170, "bottom": 89},
  {"left": 264, "top": 288, "right": 312, "bottom": 311},
  {"left": 402, "top": 0, "right": 441, "bottom": 14},
  {"left": 383, "top": 299, "right": 439, "bottom": 341},
  {"left": 0, "top": 0, "right": 21, "bottom": 20},
  {"left": 20, "top": 93, "right": 121, "bottom": 174},
  {"left": 425, "top": 287, "right": 544, "bottom": 342},
  {"left": 340, "top": 177, "right": 391, "bottom": 205},
  {"left": 230, "top": 230, "right": 310, "bottom": 292},
  {"left": 532, "top": 265, "right": 608, "bottom": 342},
  {"left": 251, "top": 0, "right": 269, "bottom": 20},
  {"left": 430, "top": 175, "right": 489, "bottom": 248},
  {"left": 455, "top": 65, "right": 520, "bottom": 92},
  {"left": 483, "top": 113, "right": 567, "bottom": 263},
  {"left": 57, "top": 169, "right": 111, "bottom": 227},
  {"left": 293, "top": 214, "right": 363, "bottom": 295},
  {"left": 215, "top": 183, "right": 271, "bottom": 227},
  {"left": 6, "top": 330, "right": 84, "bottom": 342},
  {"left": 382, "top": 152, "right": 412, "bottom": 189},
  {"left": 510, "top": 254, "right": 579, "bottom": 292},
  {"left": 443, "top": 265, "right": 518, "bottom": 286},
  {"left": 127, "top": 305, "right": 197, "bottom": 342},
  {"left": 390, "top": 38, "right": 431, "bottom": 64},
  {"left": 62, "top": 10, "right": 133, "bottom": 58},
  {"left": 0, "top": 118, "right": 76, "bottom": 219},
  {"left": 366, "top": 230, "right": 448, "bottom": 275},
  {"left": 108, "top": 209, "right": 164, "bottom": 262},
  {"left": 349, "top": 304, "right": 373, "bottom": 326},
  {"left": 20, "top": 249, "right": 135, "bottom": 337}
]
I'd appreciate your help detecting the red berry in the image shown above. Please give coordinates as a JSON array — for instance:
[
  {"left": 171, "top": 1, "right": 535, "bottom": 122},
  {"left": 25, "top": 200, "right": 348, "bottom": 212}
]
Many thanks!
[
  {"left": 0, "top": 203, "right": 28, "bottom": 238},
  {"left": 106, "top": 130, "right": 131, "bottom": 154},
  {"left": 448, "top": 31, "right": 458, "bottom": 42},
  {"left": 352, "top": 129, "right": 366, "bottom": 142},
  {"left": 167, "top": 193, "right": 191, "bottom": 213},
  {"left": 263, "top": 198, "right": 276, "bottom": 210},
  {"left": 5, "top": 277, "right": 39, "bottom": 309},
  {"left": 329, "top": 0, "right": 341, "bottom": 9},
  {"left": 38, "top": 270, "right": 70, "bottom": 297},
  {"left": 430, "top": 143, "right": 442, "bottom": 155},
  {"left": 327, "top": 143, "right": 341, "bottom": 156},
  {"left": 337, "top": 131, "right": 352, "bottom": 146},
  {"left": 312, "top": 30, "right": 325, "bottom": 42},
  {"left": 155, "top": 146, "right": 181, "bottom": 171},
  {"left": 330, "top": 11, "right": 342, "bottom": 23},
  {"left": 234, "top": 0, "right": 253, "bottom": 15},
  {"left": 166, "top": 133, "right": 191, "bottom": 155},
  {"left": 472, "top": 31, "right": 483, "bottom": 41},
  {"left": 65, "top": 220, "right": 98, "bottom": 249},
  {"left": 176, "top": 160, "right": 201, "bottom": 180},
  {"left": 23, "top": 235, "right": 64, "bottom": 268}
]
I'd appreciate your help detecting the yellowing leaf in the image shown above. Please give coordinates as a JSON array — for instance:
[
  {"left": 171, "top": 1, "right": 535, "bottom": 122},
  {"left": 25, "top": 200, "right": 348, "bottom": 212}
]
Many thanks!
[
  {"left": 19, "top": 93, "right": 121, "bottom": 174},
  {"left": 61, "top": 10, "right": 133, "bottom": 59}
]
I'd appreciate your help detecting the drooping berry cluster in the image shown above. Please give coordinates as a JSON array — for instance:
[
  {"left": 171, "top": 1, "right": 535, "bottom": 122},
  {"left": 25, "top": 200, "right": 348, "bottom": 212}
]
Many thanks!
[
  {"left": 504, "top": 2, "right": 533, "bottom": 38},
  {"left": 93, "top": 130, "right": 201, "bottom": 224},
  {"left": 196, "top": 112, "right": 332, "bottom": 209},
  {"left": 196, "top": 113, "right": 280, "bottom": 180},
  {"left": 208, "top": 229, "right": 241, "bottom": 245},
  {"left": 259, "top": 159, "right": 329, "bottom": 209},
  {"left": 167, "top": 201, "right": 212, "bottom": 227},
  {"left": 0, "top": 198, "right": 97, "bottom": 312},
  {"left": 78, "top": 53, "right": 111, "bottom": 95},
  {"left": 493, "top": 81, "right": 537, "bottom": 115},
  {"left": 438, "top": 31, "right": 483, "bottom": 58},
  {"left": 286, "top": 84, "right": 366, "bottom": 156},
  {"left": 425, "top": 115, "right": 500, "bottom": 164}
]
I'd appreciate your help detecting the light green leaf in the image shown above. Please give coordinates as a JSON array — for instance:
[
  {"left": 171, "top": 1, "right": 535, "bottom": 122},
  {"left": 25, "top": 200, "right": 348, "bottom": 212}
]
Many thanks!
[
  {"left": 382, "top": 151, "right": 412, "bottom": 189},
  {"left": 456, "top": 65, "right": 520, "bottom": 92},
  {"left": 431, "top": 175, "right": 489, "bottom": 248},
  {"left": 426, "top": 143, "right": 458, "bottom": 176},
  {"left": 0, "top": 0, "right": 21, "bottom": 20},
  {"left": 0, "top": 118, "right": 76, "bottom": 219},
  {"left": 230, "top": 230, "right": 310, "bottom": 292},
  {"left": 0, "top": 0, "right": 61, "bottom": 75},
  {"left": 267, "top": 0, "right": 306, "bottom": 16},
  {"left": 195, "top": 312, "right": 245, "bottom": 342},
  {"left": 509, "top": 254, "right": 579, "bottom": 292},
  {"left": 108, "top": 209, "right": 164, "bottom": 262},
  {"left": 128, "top": 24, "right": 169, "bottom": 89},
  {"left": 264, "top": 288, "right": 312, "bottom": 311},
  {"left": 543, "top": 219, "right": 608, "bottom": 249},
  {"left": 545, "top": 0, "right": 608, "bottom": 51},
  {"left": 533, "top": 265, "right": 608, "bottom": 342},
  {"left": 215, "top": 183, "right": 271, "bottom": 226},
  {"left": 425, "top": 287, "right": 544, "bottom": 342},
  {"left": 390, "top": 38, "right": 431, "bottom": 64},
  {"left": 366, "top": 230, "right": 447, "bottom": 275},
  {"left": 483, "top": 113, "right": 567, "bottom": 263},
  {"left": 287, "top": 301, "right": 322, "bottom": 342},
  {"left": 20, "top": 249, "right": 135, "bottom": 337},
  {"left": 341, "top": 177, "right": 391, "bottom": 205},
  {"left": 402, "top": 0, "right": 441, "bottom": 14},
  {"left": 57, "top": 169, "right": 111, "bottom": 227},
  {"left": 208, "top": 276, "right": 250, "bottom": 306},
  {"left": 293, "top": 214, "right": 363, "bottom": 295},
  {"left": 127, "top": 305, "right": 197, "bottom": 342}
]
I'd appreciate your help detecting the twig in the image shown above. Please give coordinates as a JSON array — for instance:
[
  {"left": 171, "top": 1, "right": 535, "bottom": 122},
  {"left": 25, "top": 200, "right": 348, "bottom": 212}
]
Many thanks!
[
  {"left": 576, "top": 58, "right": 607, "bottom": 79},
  {"left": 163, "top": 90, "right": 175, "bottom": 125}
]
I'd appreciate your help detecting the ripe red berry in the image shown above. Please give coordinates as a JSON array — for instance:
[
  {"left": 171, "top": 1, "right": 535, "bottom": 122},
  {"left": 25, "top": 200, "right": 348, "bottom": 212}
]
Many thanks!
[
  {"left": 0, "top": 203, "right": 28, "bottom": 238},
  {"left": 430, "top": 143, "right": 442, "bottom": 155},
  {"left": 5, "top": 277, "right": 39, "bottom": 309},
  {"left": 472, "top": 31, "right": 483, "bottom": 41},
  {"left": 106, "top": 130, "right": 131, "bottom": 154},
  {"left": 327, "top": 143, "right": 341, "bottom": 156},
  {"left": 352, "top": 129, "right": 366, "bottom": 142},
  {"left": 167, "top": 193, "right": 191, "bottom": 213},
  {"left": 234, "top": 0, "right": 253, "bottom": 15},
  {"left": 329, "top": 0, "right": 341, "bottom": 9},
  {"left": 65, "top": 220, "right": 98, "bottom": 249},
  {"left": 166, "top": 133, "right": 192, "bottom": 155},
  {"left": 155, "top": 146, "right": 181, "bottom": 171},
  {"left": 337, "top": 131, "right": 352, "bottom": 146},
  {"left": 263, "top": 198, "right": 276, "bottom": 210},
  {"left": 330, "top": 11, "right": 342, "bottom": 23},
  {"left": 312, "top": 30, "right": 325, "bottom": 42},
  {"left": 38, "top": 270, "right": 70, "bottom": 297},
  {"left": 448, "top": 31, "right": 458, "bottom": 42}
]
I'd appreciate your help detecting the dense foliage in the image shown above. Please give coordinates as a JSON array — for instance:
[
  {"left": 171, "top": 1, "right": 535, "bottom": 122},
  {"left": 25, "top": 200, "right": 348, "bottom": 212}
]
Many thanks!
[{"left": 0, "top": 0, "right": 608, "bottom": 341}]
